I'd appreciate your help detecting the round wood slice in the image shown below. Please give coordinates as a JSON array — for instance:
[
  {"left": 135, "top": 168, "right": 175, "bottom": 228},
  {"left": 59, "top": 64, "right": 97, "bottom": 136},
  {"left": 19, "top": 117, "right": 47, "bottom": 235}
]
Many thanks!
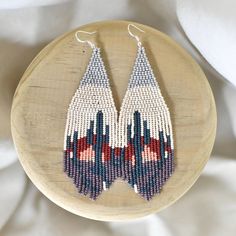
[{"left": 11, "top": 20, "right": 216, "bottom": 221}]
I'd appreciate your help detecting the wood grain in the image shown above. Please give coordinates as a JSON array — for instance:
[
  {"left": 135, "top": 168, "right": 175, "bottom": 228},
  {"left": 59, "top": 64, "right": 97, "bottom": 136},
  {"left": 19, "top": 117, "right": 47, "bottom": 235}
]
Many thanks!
[{"left": 11, "top": 20, "right": 217, "bottom": 221}]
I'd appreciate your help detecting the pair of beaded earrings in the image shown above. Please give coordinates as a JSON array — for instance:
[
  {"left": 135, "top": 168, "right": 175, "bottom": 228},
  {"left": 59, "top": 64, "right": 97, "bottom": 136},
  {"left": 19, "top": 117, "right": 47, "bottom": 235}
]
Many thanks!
[{"left": 63, "top": 24, "right": 174, "bottom": 201}]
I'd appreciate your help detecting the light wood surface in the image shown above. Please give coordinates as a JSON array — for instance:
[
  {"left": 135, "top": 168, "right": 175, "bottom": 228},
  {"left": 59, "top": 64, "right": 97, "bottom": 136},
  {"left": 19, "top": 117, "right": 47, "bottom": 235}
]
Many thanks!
[{"left": 11, "top": 20, "right": 217, "bottom": 221}]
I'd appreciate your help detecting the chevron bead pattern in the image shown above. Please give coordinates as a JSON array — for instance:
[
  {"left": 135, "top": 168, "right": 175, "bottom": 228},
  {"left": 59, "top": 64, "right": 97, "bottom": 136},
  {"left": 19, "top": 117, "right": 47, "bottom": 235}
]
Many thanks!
[{"left": 63, "top": 46, "right": 174, "bottom": 200}]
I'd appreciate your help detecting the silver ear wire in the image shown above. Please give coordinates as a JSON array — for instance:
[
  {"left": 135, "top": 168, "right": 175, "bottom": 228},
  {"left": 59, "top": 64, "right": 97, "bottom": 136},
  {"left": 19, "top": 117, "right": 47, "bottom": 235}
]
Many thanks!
[
  {"left": 75, "top": 30, "right": 97, "bottom": 49},
  {"left": 128, "top": 24, "right": 145, "bottom": 47}
]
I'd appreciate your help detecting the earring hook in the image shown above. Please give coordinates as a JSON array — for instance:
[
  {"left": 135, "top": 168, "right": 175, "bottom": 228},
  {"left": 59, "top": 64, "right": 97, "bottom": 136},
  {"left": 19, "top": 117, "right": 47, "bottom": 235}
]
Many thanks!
[
  {"left": 75, "top": 30, "right": 97, "bottom": 49},
  {"left": 128, "top": 24, "right": 145, "bottom": 46}
]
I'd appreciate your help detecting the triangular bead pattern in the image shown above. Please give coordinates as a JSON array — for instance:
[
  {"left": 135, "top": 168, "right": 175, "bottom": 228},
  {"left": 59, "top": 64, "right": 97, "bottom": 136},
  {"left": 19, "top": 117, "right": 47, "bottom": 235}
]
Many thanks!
[{"left": 63, "top": 46, "right": 174, "bottom": 200}]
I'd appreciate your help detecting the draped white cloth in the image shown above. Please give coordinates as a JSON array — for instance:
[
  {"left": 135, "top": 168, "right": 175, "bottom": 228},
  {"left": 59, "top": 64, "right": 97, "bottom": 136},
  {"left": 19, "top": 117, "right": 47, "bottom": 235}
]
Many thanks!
[{"left": 0, "top": 0, "right": 235, "bottom": 235}]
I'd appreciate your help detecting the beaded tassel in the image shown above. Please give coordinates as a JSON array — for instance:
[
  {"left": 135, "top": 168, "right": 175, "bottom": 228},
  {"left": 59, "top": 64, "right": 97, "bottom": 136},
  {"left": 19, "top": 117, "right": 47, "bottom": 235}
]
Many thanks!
[{"left": 63, "top": 45, "right": 174, "bottom": 200}]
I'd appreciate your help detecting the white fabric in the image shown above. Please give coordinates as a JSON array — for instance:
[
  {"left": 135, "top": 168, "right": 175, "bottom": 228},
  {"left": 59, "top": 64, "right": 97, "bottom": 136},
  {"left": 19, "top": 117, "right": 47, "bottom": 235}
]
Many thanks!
[
  {"left": 0, "top": 162, "right": 25, "bottom": 230},
  {"left": 177, "top": 0, "right": 236, "bottom": 86},
  {"left": 0, "top": 0, "right": 235, "bottom": 235},
  {"left": 0, "top": 0, "right": 71, "bottom": 9},
  {"left": 0, "top": 140, "right": 18, "bottom": 169}
]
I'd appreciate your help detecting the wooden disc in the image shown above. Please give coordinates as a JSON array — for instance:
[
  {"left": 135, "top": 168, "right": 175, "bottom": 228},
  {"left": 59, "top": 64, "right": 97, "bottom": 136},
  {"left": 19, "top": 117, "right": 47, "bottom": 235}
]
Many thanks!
[{"left": 11, "top": 20, "right": 216, "bottom": 221}]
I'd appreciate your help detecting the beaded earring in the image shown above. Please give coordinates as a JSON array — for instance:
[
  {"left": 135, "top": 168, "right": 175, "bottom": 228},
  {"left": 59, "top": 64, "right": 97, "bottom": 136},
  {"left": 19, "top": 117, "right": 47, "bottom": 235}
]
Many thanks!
[{"left": 63, "top": 25, "right": 174, "bottom": 201}]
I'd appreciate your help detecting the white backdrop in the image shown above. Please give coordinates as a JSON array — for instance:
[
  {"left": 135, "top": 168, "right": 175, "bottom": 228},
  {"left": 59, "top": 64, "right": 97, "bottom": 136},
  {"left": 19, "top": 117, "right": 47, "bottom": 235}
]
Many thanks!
[{"left": 0, "top": 0, "right": 235, "bottom": 235}]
